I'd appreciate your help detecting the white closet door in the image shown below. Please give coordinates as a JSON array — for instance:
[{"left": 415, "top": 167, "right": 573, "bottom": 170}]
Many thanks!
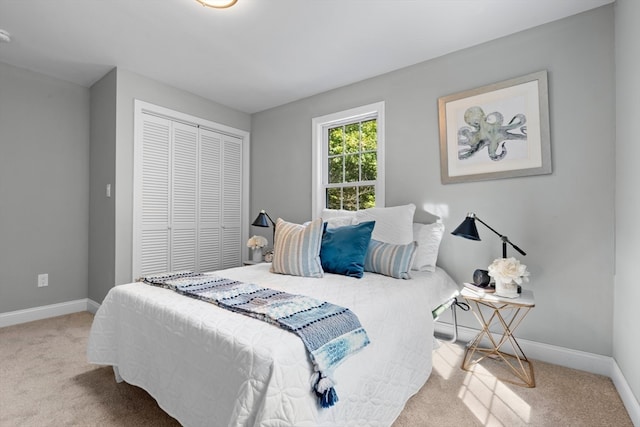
[
  {"left": 139, "top": 115, "right": 171, "bottom": 275},
  {"left": 222, "top": 134, "right": 243, "bottom": 268},
  {"left": 134, "top": 102, "right": 246, "bottom": 279},
  {"left": 170, "top": 122, "right": 199, "bottom": 272},
  {"left": 199, "top": 129, "right": 222, "bottom": 272}
]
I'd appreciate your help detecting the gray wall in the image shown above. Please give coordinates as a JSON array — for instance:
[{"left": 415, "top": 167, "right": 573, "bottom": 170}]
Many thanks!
[
  {"left": 88, "top": 68, "right": 252, "bottom": 303},
  {"left": 88, "top": 68, "right": 116, "bottom": 303},
  {"left": 614, "top": 0, "right": 640, "bottom": 404},
  {"left": 0, "top": 62, "right": 90, "bottom": 312},
  {"left": 251, "top": 6, "right": 615, "bottom": 356}
]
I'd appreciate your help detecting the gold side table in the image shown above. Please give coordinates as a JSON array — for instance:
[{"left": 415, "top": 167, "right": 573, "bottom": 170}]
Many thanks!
[{"left": 460, "top": 288, "right": 536, "bottom": 387}]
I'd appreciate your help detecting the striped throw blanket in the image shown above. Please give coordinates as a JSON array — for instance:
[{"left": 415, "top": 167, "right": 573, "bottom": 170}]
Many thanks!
[{"left": 141, "top": 271, "right": 370, "bottom": 408}]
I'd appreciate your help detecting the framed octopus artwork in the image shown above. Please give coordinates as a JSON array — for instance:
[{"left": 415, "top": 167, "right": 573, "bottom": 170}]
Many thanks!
[{"left": 438, "top": 70, "right": 551, "bottom": 184}]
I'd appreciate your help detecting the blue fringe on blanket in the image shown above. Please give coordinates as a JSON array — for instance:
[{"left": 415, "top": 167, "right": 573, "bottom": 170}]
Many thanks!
[{"left": 141, "top": 271, "right": 370, "bottom": 408}]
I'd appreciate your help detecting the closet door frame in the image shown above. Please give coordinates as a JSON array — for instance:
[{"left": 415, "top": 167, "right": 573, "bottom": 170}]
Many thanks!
[{"left": 132, "top": 100, "right": 250, "bottom": 278}]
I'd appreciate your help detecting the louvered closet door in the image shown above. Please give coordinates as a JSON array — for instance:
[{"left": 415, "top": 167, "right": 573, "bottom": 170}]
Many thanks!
[
  {"left": 199, "top": 129, "right": 222, "bottom": 272},
  {"left": 135, "top": 107, "right": 245, "bottom": 278},
  {"left": 221, "top": 134, "right": 243, "bottom": 268},
  {"left": 170, "top": 122, "right": 198, "bottom": 272},
  {"left": 139, "top": 114, "right": 171, "bottom": 275}
]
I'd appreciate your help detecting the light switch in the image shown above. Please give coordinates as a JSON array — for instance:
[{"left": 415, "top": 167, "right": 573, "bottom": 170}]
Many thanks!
[{"left": 106, "top": 184, "right": 111, "bottom": 198}]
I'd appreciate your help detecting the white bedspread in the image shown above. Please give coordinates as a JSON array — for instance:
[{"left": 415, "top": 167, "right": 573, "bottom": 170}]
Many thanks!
[{"left": 87, "top": 264, "right": 459, "bottom": 427}]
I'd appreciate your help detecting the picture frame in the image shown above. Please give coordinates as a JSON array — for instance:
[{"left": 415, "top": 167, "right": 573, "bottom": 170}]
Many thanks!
[{"left": 438, "top": 70, "right": 551, "bottom": 184}]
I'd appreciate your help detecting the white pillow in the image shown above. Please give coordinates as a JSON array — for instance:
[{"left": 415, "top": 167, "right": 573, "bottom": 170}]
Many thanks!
[
  {"left": 321, "top": 209, "right": 357, "bottom": 229},
  {"left": 324, "top": 216, "right": 356, "bottom": 229},
  {"left": 411, "top": 222, "right": 445, "bottom": 272},
  {"left": 355, "top": 204, "right": 415, "bottom": 245},
  {"left": 321, "top": 209, "right": 357, "bottom": 220}
]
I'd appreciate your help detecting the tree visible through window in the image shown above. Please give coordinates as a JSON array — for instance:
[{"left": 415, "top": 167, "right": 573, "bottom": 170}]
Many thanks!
[
  {"left": 312, "top": 102, "right": 384, "bottom": 218},
  {"left": 326, "top": 119, "right": 377, "bottom": 210}
]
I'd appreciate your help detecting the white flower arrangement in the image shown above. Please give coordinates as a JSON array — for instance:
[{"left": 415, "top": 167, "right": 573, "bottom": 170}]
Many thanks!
[
  {"left": 487, "top": 257, "right": 530, "bottom": 284},
  {"left": 247, "top": 235, "right": 268, "bottom": 250}
]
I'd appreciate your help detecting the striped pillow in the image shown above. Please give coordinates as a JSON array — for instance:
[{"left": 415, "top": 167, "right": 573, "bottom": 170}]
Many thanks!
[
  {"left": 270, "top": 218, "right": 324, "bottom": 278},
  {"left": 364, "top": 239, "right": 417, "bottom": 279}
]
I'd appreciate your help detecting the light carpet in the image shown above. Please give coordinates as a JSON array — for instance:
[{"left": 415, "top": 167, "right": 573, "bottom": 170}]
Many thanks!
[{"left": 0, "top": 312, "right": 633, "bottom": 426}]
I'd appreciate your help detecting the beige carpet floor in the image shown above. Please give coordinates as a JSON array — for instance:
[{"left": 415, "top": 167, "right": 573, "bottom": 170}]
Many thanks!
[{"left": 0, "top": 312, "right": 633, "bottom": 426}]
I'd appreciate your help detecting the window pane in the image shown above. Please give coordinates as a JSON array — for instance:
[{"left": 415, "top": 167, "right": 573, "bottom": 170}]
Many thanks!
[
  {"left": 328, "top": 127, "right": 344, "bottom": 156},
  {"left": 359, "top": 185, "right": 375, "bottom": 209},
  {"left": 362, "top": 152, "right": 377, "bottom": 181},
  {"left": 326, "top": 188, "right": 342, "bottom": 210},
  {"left": 328, "top": 156, "right": 343, "bottom": 184},
  {"left": 361, "top": 119, "right": 377, "bottom": 151},
  {"left": 344, "top": 154, "right": 359, "bottom": 182},
  {"left": 319, "top": 106, "right": 381, "bottom": 213},
  {"left": 342, "top": 186, "right": 357, "bottom": 211},
  {"left": 344, "top": 123, "right": 360, "bottom": 153}
]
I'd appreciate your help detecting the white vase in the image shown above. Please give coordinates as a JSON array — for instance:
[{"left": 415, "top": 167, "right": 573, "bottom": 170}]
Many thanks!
[
  {"left": 251, "top": 248, "right": 263, "bottom": 262},
  {"left": 494, "top": 278, "right": 519, "bottom": 298}
]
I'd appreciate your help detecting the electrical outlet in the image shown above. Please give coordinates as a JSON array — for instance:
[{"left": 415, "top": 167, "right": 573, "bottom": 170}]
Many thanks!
[{"left": 38, "top": 273, "right": 48, "bottom": 287}]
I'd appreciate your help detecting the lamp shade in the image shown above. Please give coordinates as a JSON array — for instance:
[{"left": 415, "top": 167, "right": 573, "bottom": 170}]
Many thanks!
[
  {"left": 252, "top": 211, "right": 271, "bottom": 227},
  {"left": 251, "top": 210, "right": 276, "bottom": 248},
  {"left": 451, "top": 215, "right": 480, "bottom": 241},
  {"left": 451, "top": 212, "right": 526, "bottom": 257}
]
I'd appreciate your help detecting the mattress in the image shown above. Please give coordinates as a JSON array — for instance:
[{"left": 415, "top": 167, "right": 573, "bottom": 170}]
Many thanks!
[{"left": 87, "top": 263, "right": 459, "bottom": 427}]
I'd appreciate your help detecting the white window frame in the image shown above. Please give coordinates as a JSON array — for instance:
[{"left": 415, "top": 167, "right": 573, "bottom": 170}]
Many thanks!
[{"left": 311, "top": 101, "right": 385, "bottom": 219}]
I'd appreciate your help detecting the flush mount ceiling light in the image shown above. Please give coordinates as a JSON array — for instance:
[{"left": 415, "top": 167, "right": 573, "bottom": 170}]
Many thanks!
[{"left": 195, "top": 0, "right": 237, "bottom": 8}]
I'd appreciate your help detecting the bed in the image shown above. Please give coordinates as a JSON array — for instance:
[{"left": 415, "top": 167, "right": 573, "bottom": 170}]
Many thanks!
[
  {"left": 87, "top": 263, "right": 458, "bottom": 427},
  {"left": 87, "top": 205, "right": 459, "bottom": 426}
]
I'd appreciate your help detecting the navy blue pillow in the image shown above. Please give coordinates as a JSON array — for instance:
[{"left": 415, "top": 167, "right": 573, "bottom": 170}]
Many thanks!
[{"left": 320, "top": 221, "right": 375, "bottom": 278}]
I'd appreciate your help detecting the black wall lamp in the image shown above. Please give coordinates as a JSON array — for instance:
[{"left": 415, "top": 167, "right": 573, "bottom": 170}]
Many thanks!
[
  {"left": 251, "top": 210, "right": 276, "bottom": 245},
  {"left": 451, "top": 212, "right": 526, "bottom": 258}
]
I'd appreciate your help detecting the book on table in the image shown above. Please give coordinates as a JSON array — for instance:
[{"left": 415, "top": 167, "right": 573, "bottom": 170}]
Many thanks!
[{"left": 463, "top": 282, "right": 495, "bottom": 296}]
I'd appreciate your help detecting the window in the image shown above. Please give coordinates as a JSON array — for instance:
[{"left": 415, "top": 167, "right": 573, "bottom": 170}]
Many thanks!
[{"left": 312, "top": 102, "right": 385, "bottom": 218}]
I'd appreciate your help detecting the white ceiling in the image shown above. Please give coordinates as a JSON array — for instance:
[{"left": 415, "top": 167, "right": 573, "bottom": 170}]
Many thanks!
[{"left": 0, "top": 0, "right": 613, "bottom": 114}]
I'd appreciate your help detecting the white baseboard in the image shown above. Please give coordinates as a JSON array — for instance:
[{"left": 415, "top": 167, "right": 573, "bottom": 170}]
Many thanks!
[
  {"left": 435, "top": 322, "right": 613, "bottom": 373},
  {"left": 0, "top": 299, "right": 92, "bottom": 328},
  {"left": 435, "top": 322, "right": 640, "bottom": 424},
  {"left": 611, "top": 359, "right": 640, "bottom": 427},
  {"left": 87, "top": 299, "right": 101, "bottom": 315}
]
